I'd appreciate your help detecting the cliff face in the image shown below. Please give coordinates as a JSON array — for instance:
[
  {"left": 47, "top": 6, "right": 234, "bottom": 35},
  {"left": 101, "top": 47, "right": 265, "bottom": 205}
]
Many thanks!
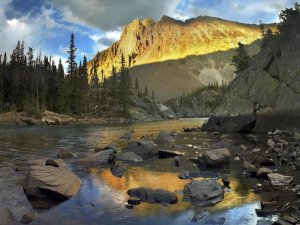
[
  {"left": 89, "top": 16, "right": 265, "bottom": 100},
  {"left": 203, "top": 28, "right": 300, "bottom": 132}
]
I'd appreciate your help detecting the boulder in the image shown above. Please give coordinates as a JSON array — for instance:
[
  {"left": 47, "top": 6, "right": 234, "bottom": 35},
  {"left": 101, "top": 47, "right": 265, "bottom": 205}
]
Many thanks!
[
  {"left": 155, "top": 131, "right": 175, "bottom": 144},
  {"left": 77, "top": 149, "right": 115, "bottom": 167},
  {"left": 158, "top": 149, "right": 185, "bottom": 158},
  {"left": 57, "top": 149, "right": 75, "bottom": 159},
  {"left": 243, "top": 161, "right": 257, "bottom": 175},
  {"left": 267, "top": 173, "right": 293, "bottom": 186},
  {"left": 136, "top": 140, "right": 157, "bottom": 148},
  {"left": 267, "top": 139, "right": 276, "bottom": 148},
  {"left": 202, "top": 148, "right": 230, "bottom": 166},
  {"left": 183, "top": 179, "right": 224, "bottom": 207},
  {"left": 23, "top": 165, "right": 81, "bottom": 201},
  {"left": 117, "top": 152, "right": 143, "bottom": 164},
  {"left": 110, "top": 165, "right": 126, "bottom": 178},
  {"left": 20, "top": 212, "right": 38, "bottom": 224},
  {"left": 123, "top": 143, "right": 156, "bottom": 159},
  {"left": 0, "top": 208, "right": 15, "bottom": 225},
  {"left": 127, "top": 187, "right": 177, "bottom": 205},
  {"left": 257, "top": 168, "right": 273, "bottom": 178}
]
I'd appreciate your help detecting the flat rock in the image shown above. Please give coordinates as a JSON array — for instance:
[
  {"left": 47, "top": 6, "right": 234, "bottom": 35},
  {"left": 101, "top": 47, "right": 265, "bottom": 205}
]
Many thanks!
[
  {"left": 117, "top": 152, "right": 143, "bottom": 164},
  {"left": 202, "top": 148, "right": 230, "bottom": 166},
  {"left": 155, "top": 131, "right": 175, "bottom": 144},
  {"left": 183, "top": 179, "right": 224, "bottom": 207},
  {"left": 158, "top": 149, "right": 185, "bottom": 158},
  {"left": 267, "top": 173, "right": 293, "bottom": 186},
  {"left": 23, "top": 165, "right": 81, "bottom": 201},
  {"left": 127, "top": 187, "right": 177, "bottom": 205}
]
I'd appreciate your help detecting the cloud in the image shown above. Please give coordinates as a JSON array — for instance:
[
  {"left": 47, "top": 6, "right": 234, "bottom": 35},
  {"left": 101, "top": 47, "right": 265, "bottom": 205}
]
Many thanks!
[
  {"left": 52, "top": 0, "right": 181, "bottom": 30},
  {"left": 89, "top": 29, "right": 122, "bottom": 53}
]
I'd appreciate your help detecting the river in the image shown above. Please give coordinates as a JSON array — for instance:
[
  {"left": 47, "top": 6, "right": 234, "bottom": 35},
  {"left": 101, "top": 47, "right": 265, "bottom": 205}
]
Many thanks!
[{"left": 0, "top": 119, "right": 276, "bottom": 225}]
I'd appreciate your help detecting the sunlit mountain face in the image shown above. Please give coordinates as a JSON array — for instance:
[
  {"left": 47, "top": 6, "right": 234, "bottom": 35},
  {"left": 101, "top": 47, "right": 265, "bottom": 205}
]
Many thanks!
[{"left": 88, "top": 15, "right": 270, "bottom": 78}]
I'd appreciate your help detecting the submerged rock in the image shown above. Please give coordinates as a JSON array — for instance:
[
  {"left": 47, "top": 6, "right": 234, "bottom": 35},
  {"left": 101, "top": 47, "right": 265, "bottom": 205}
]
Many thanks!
[
  {"left": 127, "top": 187, "right": 177, "bottom": 205},
  {"left": 20, "top": 212, "right": 38, "bottom": 224},
  {"left": 158, "top": 149, "right": 185, "bottom": 158},
  {"left": 123, "top": 142, "right": 156, "bottom": 159},
  {"left": 57, "top": 149, "right": 76, "bottom": 159},
  {"left": 117, "top": 152, "right": 143, "bottom": 164},
  {"left": 78, "top": 149, "right": 115, "bottom": 167},
  {"left": 23, "top": 165, "right": 81, "bottom": 202},
  {"left": 267, "top": 173, "right": 293, "bottom": 186},
  {"left": 0, "top": 208, "right": 15, "bottom": 225},
  {"left": 45, "top": 159, "right": 66, "bottom": 168},
  {"left": 201, "top": 148, "right": 230, "bottom": 166},
  {"left": 183, "top": 179, "right": 224, "bottom": 207},
  {"left": 110, "top": 164, "right": 126, "bottom": 178}
]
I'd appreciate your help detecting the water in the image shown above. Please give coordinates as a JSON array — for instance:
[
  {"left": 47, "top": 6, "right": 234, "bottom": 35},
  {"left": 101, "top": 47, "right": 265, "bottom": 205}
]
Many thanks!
[{"left": 0, "top": 119, "right": 274, "bottom": 225}]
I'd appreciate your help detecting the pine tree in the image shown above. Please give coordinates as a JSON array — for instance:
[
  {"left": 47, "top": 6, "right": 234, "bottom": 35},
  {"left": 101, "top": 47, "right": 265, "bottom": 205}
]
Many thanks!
[
  {"left": 66, "top": 33, "right": 77, "bottom": 78},
  {"left": 119, "top": 54, "right": 132, "bottom": 117},
  {"left": 231, "top": 42, "right": 250, "bottom": 74}
]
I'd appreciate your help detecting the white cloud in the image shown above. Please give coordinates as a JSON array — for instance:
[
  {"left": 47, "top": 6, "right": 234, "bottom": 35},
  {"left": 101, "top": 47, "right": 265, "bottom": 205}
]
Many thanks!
[{"left": 89, "top": 29, "right": 122, "bottom": 54}]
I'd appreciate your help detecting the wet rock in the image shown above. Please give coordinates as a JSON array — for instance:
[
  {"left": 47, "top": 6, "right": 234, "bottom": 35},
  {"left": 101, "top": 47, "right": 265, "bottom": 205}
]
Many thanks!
[
  {"left": 255, "top": 209, "right": 277, "bottom": 217},
  {"left": 158, "top": 149, "right": 184, "bottom": 158},
  {"left": 120, "top": 132, "right": 133, "bottom": 141},
  {"left": 201, "top": 148, "right": 230, "bottom": 167},
  {"left": 78, "top": 149, "right": 115, "bottom": 167},
  {"left": 183, "top": 127, "right": 198, "bottom": 132},
  {"left": 125, "top": 204, "right": 134, "bottom": 209},
  {"left": 253, "top": 183, "right": 264, "bottom": 193},
  {"left": 127, "top": 187, "right": 177, "bottom": 205},
  {"left": 137, "top": 140, "right": 157, "bottom": 148},
  {"left": 95, "top": 144, "right": 119, "bottom": 153},
  {"left": 273, "top": 219, "right": 293, "bottom": 225},
  {"left": 0, "top": 208, "right": 15, "bottom": 225},
  {"left": 24, "top": 165, "right": 81, "bottom": 204},
  {"left": 123, "top": 142, "right": 155, "bottom": 159},
  {"left": 183, "top": 179, "right": 224, "bottom": 207},
  {"left": 212, "top": 131, "right": 219, "bottom": 136},
  {"left": 267, "top": 173, "right": 293, "bottom": 186},
  {"left": 45, "top": 159, "right": 66, "bottom": 168},
  {"left": 191, "top": 209, "right": 208, "bottom": 223},
  {"left": 282, "top": 215, "right": 298, "bottom": 224},
  {"left": 240, "top": 144, "right": 247, "bottom": 151},
  {"left": 110, "top": 165, "right": 126, "bottom": 178},
  {"left": 57, "top": 149, "right": 75, "bottom": 159},
  {"left": 127, "top": 197, "right": 141, "bottom": 205},
  {"left": 259, "top": 158, "right": 276, "bottom": 167},
  {"left": 257, "top": 168, "right": 273, "bottom": 178},
  {"left": 117, "top": 152, "right": 143, "bottom": 164},
  {"left": 20, "top": 212, "right": 38, "bottom": 224},
  {"left": 252, "top": 148, "right": 262, "bottom": 153},
  {"left": 222, "top": 176, "right": 230, "bottom": 188},
  {"left": 155, "top": 131, "right": 175, "bottom": 144}
]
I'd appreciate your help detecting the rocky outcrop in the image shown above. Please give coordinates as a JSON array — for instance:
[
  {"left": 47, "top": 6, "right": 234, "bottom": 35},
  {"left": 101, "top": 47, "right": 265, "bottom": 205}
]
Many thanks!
[
  {"left": 127, "top": 187, "right": 177, "bottom": 205},
  {"left": 23, "top": 165, "right": 81, "bottom": 202},
  {"left": 203, "top": 27, "right": 300, "bottom": 132},
  {"left": 183, "top": 179, "right": 224, "bottom": 207}
]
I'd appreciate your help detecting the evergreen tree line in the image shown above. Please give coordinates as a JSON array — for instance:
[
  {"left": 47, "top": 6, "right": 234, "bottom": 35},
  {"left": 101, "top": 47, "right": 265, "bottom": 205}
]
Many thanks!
[{"left": 0, "top": 33, "right": 156, "bottom": 118}]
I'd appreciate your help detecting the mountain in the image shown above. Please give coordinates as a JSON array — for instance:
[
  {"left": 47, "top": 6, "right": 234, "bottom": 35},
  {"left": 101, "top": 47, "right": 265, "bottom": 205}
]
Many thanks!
[{"left": 88, "top": 15, "right": 269, "bottom": 100}]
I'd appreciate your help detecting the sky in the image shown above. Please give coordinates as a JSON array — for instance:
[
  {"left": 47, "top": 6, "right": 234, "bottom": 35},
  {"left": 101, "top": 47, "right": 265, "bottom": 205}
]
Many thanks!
[{"left": 0, "top": 0, "right": 296, "bottom": 67}]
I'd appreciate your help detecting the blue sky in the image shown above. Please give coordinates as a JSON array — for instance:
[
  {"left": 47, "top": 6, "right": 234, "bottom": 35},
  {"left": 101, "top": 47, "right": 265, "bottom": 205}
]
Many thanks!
[{"left": 0, "top": 0, "right": 296, "bottom": 67}]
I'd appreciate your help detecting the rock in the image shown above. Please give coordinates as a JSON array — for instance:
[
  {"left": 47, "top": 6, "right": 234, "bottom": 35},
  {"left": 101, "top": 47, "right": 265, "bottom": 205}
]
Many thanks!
[
  {"left": 273, "top": 219, "right": 293, "bottom": 225},
  {"left": 243, "top": 161, "right": 257, "bottom": 175},
  {"left": 240, "top": 144, "right": 247, "bottom": 151},
  {"left": 259, "top": 158, "right": 276, "bottom": 166},
  {"left": 212, "top": 131, "right": 219, "bottom": 136},
  {"left": 267, "top": 139, "right": 276, "bottom": 148},
  {"left": 183, "top": 179, "right": 224, "bottom": 207},
  {"left": 0, "top": 208, "right": 15, "bottom": 225},
  {"left": 45, "top": 159, "right": 66, "bottom": 168},
  {"left": 257, "top": 168, "right": 273, "bottom": 178},
  {"left": 155, "top": 131, "right": 175, "bottom": 144},
  {"left": 158, "top": 149, "right": 184, "bottom": 158},
  {"left": 23, "top": 165, "right": 81, "bottom": 201},
  {"left": 95, "top": 144, "right": 119, "bottom": 153},
  {"left": 204, "top": 217, "right": 225, "bottom": 225},
  {"left": 123, "top": 142, "right": 155, "bottom": 159},
  {"left": 282, "top": 215, "right": 298, "bottom": 224},
  {"left": 222, "top": 176, "right": 230, "bottom": 188},
  {"left": 253, "top": 183, "right": 264, "bottom": 193},
  {"left": 201, "top": 148, "right": 230, "bottom": 166},
  {"left": 127, "top": 187, "right": 177, "bottom": 205},
  {"left": 127, "top": 197, "right": 141, "bottom": 205},
  {"left": 57, "top": 149, "right": 75, "bottom": 159},
  {"left": 255, "top": 209, "right": 277, "bottom": 217},
  {"left": 120, "top": 132, "right": 133, "bottom": 141},
  {"left": 125, "top": 204, "right": 134, "bottom": 209},
  {"left": 117, "top": 152, "right": 143, "bottom": 164},
  {"left": 191, "top": 209, "right": 208, "bottom": 223},
  {"left": 78, "top": 149, "right": 115, "bottom": 167},
  {"left": 267, "top": 173, "right": 293, "bottom": 186},
  {"left": 110, "top": 165, "right": 126, "bottom": 178},
  {"left": 158, "top": 103, "right": 176, "bottom": 119},
  {"left": 20, "top": 212, "right": 38, "bottom": 224},
  {"left": 137, "top": 140, "right": 157, "bottom": 148}
]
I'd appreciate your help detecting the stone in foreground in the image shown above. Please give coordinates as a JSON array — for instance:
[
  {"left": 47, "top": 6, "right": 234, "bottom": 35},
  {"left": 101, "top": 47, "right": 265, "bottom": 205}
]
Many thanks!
[
  {"left": 267, "top": 173, "right": 293, "bottom": 186},
  {"left": 202, "top": 148, "right": 230, "bottom": 166},
  {"left": 183, "top": 179, "right": 224, "bottom": 207},
  {"left": 23, "top": 165, "right": 81, "bottom": 201},
  {"left": 127, "top": 187, "right": 177, "bottom": 205}
]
